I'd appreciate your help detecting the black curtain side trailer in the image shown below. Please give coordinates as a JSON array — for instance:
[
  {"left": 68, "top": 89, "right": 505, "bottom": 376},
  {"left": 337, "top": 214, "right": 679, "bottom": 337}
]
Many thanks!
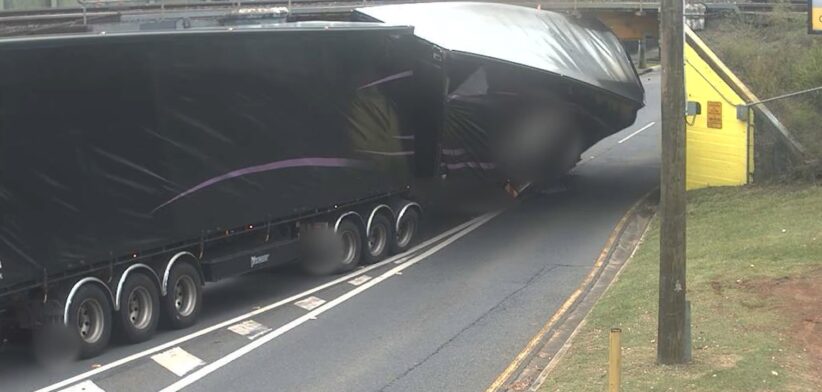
[{"left": 0, "top": 23, "right": 433, "bottom": 357}]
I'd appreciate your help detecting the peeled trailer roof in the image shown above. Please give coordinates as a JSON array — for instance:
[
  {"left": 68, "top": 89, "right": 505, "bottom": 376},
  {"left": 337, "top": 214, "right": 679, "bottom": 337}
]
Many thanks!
[{"left": 356, "top": 2, "right": 644, "bottom": 105}]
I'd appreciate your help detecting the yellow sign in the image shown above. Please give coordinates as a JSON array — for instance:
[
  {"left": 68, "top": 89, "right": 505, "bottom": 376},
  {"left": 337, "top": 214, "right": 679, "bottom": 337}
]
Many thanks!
[
  {"left": 707, "top": 101, "right": 722, "bottom": 129},
  {"left": 812, "top": 0, "right": 822, "bottom": 34}
]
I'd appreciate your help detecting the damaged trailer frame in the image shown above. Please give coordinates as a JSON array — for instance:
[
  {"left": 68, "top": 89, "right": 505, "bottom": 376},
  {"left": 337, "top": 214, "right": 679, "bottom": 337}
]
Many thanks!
[
  {"left": 355, "top": 2, "right": 645, "bottom": 187},
  {"left": 0, "top": 23, "right": 430, "bottom": 358}
]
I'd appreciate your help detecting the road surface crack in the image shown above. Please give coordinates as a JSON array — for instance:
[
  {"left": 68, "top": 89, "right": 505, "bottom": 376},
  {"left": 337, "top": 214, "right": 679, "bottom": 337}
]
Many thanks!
[{"left": 378, "top": 264, "right": 562, "bottom": 391}]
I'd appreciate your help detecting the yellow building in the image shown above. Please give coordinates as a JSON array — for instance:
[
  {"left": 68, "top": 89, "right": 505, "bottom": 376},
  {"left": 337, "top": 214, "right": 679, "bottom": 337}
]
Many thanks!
[{"left": 683, "top": 28, "right": 754, "bottom": 189}]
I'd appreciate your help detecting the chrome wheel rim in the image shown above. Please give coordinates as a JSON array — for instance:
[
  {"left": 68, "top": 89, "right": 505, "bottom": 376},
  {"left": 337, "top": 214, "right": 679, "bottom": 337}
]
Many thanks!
[
  {"left": 396, "top": 217, "right": 416, "bottom": 248},
  {"left": 174, "top": 276, "right": 197, "bottom": 317},
  {"left": 77, "top": 298, "right": 105, "bottom": 344},
  {"left": 127, "top": 286, "right": 153, "bottom": 330},
  {"left": 368, "top": 224, "right": 387, "bottom": 256},
  {"left": 340, "top": 231, "right": 357, "bottom": 265}
]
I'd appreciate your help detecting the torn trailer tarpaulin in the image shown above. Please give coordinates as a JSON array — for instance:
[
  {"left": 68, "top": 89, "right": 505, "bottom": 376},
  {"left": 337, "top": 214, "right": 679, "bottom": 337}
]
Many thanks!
[{"left": 356, "top": 2, "right": 645, "bottom": 184}]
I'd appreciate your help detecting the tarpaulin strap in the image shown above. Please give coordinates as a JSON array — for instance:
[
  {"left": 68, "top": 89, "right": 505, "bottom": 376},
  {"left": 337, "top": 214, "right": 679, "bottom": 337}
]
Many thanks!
[
  {"left": 504, "top": 182, "right": 519, "bottom": 198},
  {"left": 199, "top": 235, "right": 205, "bottom": 259}
]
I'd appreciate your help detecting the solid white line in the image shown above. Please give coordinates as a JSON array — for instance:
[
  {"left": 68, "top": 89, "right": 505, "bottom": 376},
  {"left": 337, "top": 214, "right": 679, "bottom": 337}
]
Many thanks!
[
  {"left": 617, "top": 122, "right": 655, "bottom": 144},
  {"left": 159, "top": 211, "right": 500, "bottom": 392},
  {"left": 35, "top": 214, "right": 490, "bottom": 392},
  {"left": 58, "top": 380, "right": 105, "bottom": 392}
]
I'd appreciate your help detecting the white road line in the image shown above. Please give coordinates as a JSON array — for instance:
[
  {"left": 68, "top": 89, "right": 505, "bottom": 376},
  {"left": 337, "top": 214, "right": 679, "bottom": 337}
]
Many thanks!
[
  {"left": 294, "top": 296, "right": 326, "bottom": 311},
  {"left": 227, "top": 320, "right": 271, "bottom": 340},
  {"left": 159, "top": 211, "right": 500, "bottom": 392},
  {"left": 58, "top": 380, "right": 105, "bottom": 392},
  {"left": 348, "top": 275, "right": 372, "bottom": 286},
  {"left": 617, "top": 122, "right": 655, "bottom": 144},
  {"left": 35, "top": 213, "right": 491, "bottom": 392},
  {"left": 150, "top": 347, "right": 205, "bottom": 377}
]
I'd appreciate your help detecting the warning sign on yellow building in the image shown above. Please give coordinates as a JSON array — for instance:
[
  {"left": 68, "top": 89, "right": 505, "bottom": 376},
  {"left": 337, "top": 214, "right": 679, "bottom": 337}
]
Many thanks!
[
  {"left": 812, "top": 0, "right": 822, "bottom": 34},
  {"left": 706, "top": 101, "right": 722, "bottom": 129}
]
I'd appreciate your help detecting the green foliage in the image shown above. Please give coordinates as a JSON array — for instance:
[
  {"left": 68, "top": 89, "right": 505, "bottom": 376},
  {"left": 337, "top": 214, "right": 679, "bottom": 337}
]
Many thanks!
[{"left": 699, "top": 14, "right": 822, "bottom": 164}]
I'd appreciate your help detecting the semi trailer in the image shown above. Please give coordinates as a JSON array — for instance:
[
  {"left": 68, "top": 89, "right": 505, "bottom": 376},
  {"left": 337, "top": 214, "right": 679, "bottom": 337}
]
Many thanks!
[
  {"left": 0, "top": 22, "right": 433, "bottom": 358},
  {"left": 0, "top": 2, "right": 645, "bottom": 360}
]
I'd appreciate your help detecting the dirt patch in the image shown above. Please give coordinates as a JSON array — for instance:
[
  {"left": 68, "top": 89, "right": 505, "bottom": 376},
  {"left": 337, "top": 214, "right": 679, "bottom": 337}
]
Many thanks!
[
  {"left": 709, "top": 280, "right": 723, "bottom": 295},
  {"left": 706, "top": 353, "right": 742, "bottom": 370},
  {"left": 742, "top": 268, "right": 822, "bottom": 384}
]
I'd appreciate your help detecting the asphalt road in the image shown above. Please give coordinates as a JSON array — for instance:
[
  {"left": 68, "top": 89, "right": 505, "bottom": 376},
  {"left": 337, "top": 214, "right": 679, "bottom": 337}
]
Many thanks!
[{"left": 0, "top": 70, "right": 660, "bottom": 392}]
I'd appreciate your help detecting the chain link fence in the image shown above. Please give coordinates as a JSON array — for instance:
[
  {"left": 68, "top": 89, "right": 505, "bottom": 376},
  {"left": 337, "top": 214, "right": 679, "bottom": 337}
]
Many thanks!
[{"left": 750, "top": 91, "right": 822, "bottom": 183}]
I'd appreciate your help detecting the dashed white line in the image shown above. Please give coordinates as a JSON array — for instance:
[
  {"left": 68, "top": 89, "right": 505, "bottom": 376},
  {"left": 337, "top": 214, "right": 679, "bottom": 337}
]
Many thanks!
[
  {"left": 294, "top": 296, "right": 326, "bottom": 311},
  {"left": 617, "top": 121, "right": 655, "bottom": 144},
  {"left": 58, "top": 380, "right": 105, "bottom": 392},
  {"left": 227, "top": 320, "right": 271, "bottom": 340},
  {"left": 159, "top": 211, "right": 500, "bottom": 392},
  {"left": 348, "top": 275, "right": 372, "bottom": 286},
  {"left": 150, "top": 347, "right": 205, "bottom": 377},
  {"left": 34, "top": 213, "right": 492, "bottom": 392}
]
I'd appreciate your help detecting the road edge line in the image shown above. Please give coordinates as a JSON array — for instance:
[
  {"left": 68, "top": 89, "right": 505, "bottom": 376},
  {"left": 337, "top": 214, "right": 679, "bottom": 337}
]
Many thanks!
[
  {"left": 159, "top": 211, "right": 502, "bottom": 392},
  {"left": 528, "top": 204, "right": 655, "bottom": 391},
  {"left": 484, "top": 189, "right": 658, "bottom": 392},
  {"left": 36, "top": 213, "right": 490, "bottom": 392}
]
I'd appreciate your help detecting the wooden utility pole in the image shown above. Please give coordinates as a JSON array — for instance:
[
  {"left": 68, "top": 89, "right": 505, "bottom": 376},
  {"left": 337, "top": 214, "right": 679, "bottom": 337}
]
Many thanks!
[{"left": 657, "top": 0, "right": 690, "bottom": 365}]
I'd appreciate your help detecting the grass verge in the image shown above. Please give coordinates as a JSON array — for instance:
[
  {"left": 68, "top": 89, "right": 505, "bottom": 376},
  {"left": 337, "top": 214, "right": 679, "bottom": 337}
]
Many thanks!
[{"left": 541, "top": 185, "right": 822, "bottom": 391}]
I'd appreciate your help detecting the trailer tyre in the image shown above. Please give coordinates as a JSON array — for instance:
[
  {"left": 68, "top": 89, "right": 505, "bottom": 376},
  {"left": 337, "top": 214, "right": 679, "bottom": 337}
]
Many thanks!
[
  {"left": 67, "top": 284, "right": 113, "bottom": 359},
  {"left": 161, "top": 262, "right": 202, "bottom": 329},
  {"left": 363, "top": 214, "right": 393, "bottom": 264},
  {"left": 392, "top": 208, "right": 420, "bottom": 253},
  {"left": 116, "top": 273, "right": 160, "bottom": 343},
  {"left": 335, "top": 220, "right": 362, "bottom": 273},
  {"left": 33, "top": 320, "right": 80, "bottom": 365},
  {"left": 302, "top": 220, "right": 362, "bottom": 275}
]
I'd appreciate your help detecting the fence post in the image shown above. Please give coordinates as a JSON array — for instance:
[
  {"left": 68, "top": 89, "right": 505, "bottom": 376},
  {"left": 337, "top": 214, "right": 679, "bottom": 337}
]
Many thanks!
[{"left": 609, "top": 328, "right": 622, "bottom": 392}]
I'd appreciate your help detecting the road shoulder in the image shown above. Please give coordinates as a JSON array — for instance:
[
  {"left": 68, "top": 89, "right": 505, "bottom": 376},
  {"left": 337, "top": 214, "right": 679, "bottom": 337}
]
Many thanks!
[{"left": 487, "top": 189, "right": 659, "bottom": 391}]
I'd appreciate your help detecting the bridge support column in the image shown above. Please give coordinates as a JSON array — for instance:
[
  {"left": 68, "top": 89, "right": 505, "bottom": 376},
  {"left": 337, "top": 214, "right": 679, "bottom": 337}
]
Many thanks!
[{"left": 638, "top": 37, "right": 647, "bottom": 69}]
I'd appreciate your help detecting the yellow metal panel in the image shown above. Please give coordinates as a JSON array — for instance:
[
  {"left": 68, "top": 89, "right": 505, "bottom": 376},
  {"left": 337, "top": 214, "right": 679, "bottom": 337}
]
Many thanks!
[
  {"left": 684, "top": 42, "right": 749, "bottom": 190},
  {"left": 812, "top": 0, "right": 822, "bottom": 33}
]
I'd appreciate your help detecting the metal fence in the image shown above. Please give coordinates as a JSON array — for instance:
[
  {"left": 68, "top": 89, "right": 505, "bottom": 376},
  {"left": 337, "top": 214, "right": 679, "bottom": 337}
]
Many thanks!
[{"left": 749, "top": 90, "right": 822, "bottom": 182}]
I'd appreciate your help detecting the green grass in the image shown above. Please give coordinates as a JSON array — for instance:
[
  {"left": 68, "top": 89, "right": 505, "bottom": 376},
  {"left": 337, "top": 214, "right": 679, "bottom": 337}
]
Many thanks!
[{"left": 541, "top": 185, "right": 822, "bottom": 391}]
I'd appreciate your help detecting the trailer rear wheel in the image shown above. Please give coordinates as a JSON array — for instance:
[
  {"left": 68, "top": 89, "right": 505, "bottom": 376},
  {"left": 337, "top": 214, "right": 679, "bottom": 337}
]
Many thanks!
[
  {"left": 68, "top": 284, "right": 112, "bottom": 359},
  {"left": 116, "top": 273, "right": 160, "bottom": 343},
  {"left": 302, "top": 220, "right": 362, "bottom": 275},
  {"left": 33, "top": 319, "right": 79, "bottom": 365},
  {"left": 161, "top": 262, "right": 202, "bottom": 329},
  {"left": 363, "top": 214, "right": 392, "bottom": 264},
  {"left": 393, "top": 208, "right": 419, "bottom": 253}
]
